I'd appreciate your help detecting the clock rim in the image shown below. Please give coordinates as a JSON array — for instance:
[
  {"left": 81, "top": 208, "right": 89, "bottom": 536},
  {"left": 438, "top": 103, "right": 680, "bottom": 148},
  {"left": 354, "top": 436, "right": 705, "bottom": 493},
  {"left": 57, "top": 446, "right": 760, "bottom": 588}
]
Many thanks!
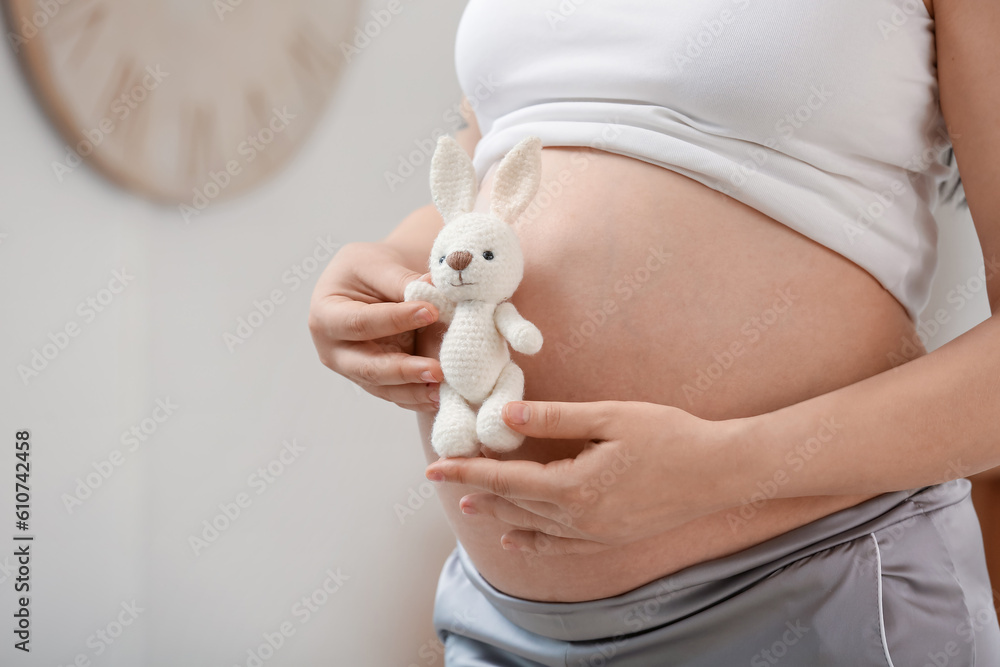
[{"left": 2, "top": 0, "right": 359, "bottom": 206}]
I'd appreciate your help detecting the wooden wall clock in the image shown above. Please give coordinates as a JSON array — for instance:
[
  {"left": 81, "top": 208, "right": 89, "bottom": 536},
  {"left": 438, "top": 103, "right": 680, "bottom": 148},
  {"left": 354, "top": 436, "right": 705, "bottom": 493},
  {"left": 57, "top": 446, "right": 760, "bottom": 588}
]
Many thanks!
[{"left": 4, "top": 0, "right": 363, "bottom": 209}]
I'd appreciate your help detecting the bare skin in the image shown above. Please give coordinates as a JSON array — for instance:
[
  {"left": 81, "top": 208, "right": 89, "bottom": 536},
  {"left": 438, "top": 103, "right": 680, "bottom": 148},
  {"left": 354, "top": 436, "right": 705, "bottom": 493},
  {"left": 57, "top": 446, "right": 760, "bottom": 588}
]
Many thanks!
[
  {"left": 412, "top": 146, "right": 914, "bottom": 601},
  {"left": 311, "top": 0, "right": 1000, "bottom": 603},
  {"left": 423, "top": 0, "right": 1000, "bottom": 601}
]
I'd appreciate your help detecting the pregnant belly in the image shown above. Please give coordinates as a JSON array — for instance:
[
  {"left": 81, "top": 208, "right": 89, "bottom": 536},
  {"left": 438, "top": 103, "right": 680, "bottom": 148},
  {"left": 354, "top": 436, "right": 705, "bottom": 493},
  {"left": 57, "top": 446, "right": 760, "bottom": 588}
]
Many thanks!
[{"left": 413, "top": 147, "right": 925, "bottom": 603}]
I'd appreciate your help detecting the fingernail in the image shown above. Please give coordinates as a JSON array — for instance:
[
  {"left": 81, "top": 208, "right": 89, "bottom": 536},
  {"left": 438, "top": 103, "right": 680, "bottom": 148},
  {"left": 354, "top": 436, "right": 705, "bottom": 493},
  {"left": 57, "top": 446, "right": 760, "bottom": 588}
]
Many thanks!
[
  {"left": 461, "top": 502, "right": 477, "bottom": 515},
  {"left": 420, "top": 370, "right": 436, "bottom": 383},
  {"left": 428, "top": 388, "right": 440, "bottom": 403},
  {"left": 501, "top": 537, "right": 519, "bottom": 551},
  {"left": 426, "top": 470, "right": 444, "bottom": 482},
  {"left": 414, "top": 308, "right": 434, "bottom": 325},
  {"left": 507, "top": 402, "right": 530, "bottom": 424}
]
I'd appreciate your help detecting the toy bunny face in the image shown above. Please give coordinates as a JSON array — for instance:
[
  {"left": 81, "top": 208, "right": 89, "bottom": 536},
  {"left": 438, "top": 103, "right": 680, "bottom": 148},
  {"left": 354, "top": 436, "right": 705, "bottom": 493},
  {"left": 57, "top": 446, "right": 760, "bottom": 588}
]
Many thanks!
[
  {"left": 427, "top": 135, "right": 542, "bottom": 304},
  {"left": 429, "top": 214, "right": 524, "bottom": 304}
]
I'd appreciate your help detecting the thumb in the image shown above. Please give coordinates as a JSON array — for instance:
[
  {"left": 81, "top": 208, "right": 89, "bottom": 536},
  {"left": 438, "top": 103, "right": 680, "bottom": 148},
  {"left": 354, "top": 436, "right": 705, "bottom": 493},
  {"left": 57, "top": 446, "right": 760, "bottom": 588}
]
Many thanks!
[{"left": 371, "top": 261, "right": 428, "bottom": 304}]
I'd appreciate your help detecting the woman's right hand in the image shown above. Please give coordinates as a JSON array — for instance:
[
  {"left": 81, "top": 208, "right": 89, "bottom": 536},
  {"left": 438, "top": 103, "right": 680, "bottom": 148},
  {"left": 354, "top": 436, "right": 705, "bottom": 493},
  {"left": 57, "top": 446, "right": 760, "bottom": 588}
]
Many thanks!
[{"left": 308, "top": 241, "right": 442, "bottom": 412}]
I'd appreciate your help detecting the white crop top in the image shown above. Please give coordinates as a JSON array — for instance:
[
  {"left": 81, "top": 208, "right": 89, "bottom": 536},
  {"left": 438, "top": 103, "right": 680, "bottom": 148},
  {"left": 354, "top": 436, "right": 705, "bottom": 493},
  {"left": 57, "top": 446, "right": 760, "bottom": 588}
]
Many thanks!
[{"left": 454, "top": 0, "right": 955, "bottom": 323}]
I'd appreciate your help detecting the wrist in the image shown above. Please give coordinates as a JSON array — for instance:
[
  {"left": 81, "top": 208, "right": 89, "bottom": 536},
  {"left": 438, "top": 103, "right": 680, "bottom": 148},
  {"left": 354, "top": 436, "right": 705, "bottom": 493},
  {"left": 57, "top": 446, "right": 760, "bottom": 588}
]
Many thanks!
[{"left": 711, "top": 410, "right": 792, "bottom": 511}]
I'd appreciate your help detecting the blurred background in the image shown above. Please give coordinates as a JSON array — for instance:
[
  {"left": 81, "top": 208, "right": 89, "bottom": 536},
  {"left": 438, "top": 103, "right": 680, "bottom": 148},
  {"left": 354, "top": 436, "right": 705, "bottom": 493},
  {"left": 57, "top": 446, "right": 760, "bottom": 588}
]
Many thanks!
[{"left": 0, "top": 0, "right": 993, "bottom": 666}]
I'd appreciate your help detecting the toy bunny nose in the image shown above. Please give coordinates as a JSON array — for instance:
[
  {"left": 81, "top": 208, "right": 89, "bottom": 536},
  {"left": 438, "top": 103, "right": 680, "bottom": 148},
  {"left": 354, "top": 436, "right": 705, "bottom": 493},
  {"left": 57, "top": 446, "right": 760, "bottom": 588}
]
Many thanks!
[{"left": 446, "top": 251, "right": 473, "bottom": 271}]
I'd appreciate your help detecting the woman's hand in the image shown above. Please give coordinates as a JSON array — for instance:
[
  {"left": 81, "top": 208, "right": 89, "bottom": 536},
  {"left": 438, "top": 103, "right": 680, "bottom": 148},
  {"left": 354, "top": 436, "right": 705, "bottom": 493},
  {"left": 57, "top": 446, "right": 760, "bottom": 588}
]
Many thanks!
[
  {"left": 309, "top": 241, "right": 443, "bottom": 412},
  {"left": 425, "top": 400, "right": 750, "bottom": 556}
]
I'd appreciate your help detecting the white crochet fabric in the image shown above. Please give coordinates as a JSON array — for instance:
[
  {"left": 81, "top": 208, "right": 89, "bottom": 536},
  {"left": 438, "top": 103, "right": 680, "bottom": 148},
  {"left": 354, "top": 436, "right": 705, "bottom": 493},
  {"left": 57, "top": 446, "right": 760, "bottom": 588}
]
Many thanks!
[{"left": 404, "top": 136, "right": 544, "bottom": 458}]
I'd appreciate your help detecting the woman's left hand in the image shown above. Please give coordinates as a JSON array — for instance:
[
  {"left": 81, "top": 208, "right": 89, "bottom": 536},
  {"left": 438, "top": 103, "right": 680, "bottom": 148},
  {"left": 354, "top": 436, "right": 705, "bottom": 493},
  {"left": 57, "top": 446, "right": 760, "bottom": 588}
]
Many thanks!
[{"left": 424, "top": 400, "right": 752, "bottom": 556}]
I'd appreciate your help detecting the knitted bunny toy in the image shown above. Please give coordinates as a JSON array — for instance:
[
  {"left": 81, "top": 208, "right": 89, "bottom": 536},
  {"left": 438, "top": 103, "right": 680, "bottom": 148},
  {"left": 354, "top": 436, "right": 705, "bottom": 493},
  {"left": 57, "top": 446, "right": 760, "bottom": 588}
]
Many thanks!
[{"left": 404, "top": 135, "right": 544, "bottom": 458}]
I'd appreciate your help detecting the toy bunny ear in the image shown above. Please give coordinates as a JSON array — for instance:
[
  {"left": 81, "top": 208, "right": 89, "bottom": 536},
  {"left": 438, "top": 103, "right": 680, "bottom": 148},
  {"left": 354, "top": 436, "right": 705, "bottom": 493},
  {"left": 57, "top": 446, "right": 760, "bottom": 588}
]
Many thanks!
[
  {"left": 490, "top": 136, "right": 542, "bottom": 225},
  {"left": 430, "top": 135, "right": 478, "bottom": 224}
]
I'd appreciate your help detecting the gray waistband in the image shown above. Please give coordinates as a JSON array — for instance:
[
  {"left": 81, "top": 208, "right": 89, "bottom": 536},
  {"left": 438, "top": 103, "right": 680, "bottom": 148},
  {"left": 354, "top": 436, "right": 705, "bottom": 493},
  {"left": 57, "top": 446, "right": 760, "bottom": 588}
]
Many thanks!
[{"left": 455, "top": 479, "right": 972, "bottom": 642}]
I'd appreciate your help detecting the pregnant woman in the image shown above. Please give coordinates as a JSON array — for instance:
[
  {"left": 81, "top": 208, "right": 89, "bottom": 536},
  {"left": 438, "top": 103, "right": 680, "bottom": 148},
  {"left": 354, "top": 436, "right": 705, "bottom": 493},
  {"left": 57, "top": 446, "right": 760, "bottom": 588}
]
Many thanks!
[{"left": 310, "top": 1, "right": 1000, "bottom": 664}]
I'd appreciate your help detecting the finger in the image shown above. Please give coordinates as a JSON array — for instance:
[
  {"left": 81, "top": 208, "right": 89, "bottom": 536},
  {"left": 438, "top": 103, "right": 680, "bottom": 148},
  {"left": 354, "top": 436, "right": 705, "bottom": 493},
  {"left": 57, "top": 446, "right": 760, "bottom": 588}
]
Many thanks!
[
  {"left": 426, "top": 457, "right": 572, "bottom": 503},
  {"left": 500, "top": 530, "right": 613, "bottom": 557},
  {"left": 318, "top": 298, "right": 438, "bottom": 343},
  {"left": 459, "top": 493, "right": 566, "bottom": 529},
  {"left": 501, "top": 400, "right": 620, "bottom": 441},
  {"left": 393, "top": 400, "right": 439, "bottom": 413},
  {"left": 363, "top": 381, "right": 440, "bottom": 408},
  {"left": 356, "top": 257, "right": 428, "bottom": 305},
  {"left": 333, "top": 342, "right": 443, "bottom": 386},
  {"left": 352, "top": 383, "right": 437, "bottom": 412}
]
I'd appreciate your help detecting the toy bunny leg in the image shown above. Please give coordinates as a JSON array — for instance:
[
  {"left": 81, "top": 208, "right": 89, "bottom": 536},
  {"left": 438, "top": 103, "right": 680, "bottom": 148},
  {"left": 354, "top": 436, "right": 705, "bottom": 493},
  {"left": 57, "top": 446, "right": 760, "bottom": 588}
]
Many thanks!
[
  {"left": 476, "top": 361, "right": 526, "bottom": 453},
  {"left": 432, "top": 381, "right": 481, "bottom": 458}
]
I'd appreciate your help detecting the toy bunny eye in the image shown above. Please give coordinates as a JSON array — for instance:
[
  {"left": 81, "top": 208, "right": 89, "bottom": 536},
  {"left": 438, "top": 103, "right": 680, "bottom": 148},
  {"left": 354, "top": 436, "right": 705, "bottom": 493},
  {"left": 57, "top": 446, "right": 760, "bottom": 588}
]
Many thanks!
[
  {"left": 483, "top": 251, "right": 494, "bottom": 261},
  {"left": 438, "top": 256, "right": 445, "bottom": 264}
]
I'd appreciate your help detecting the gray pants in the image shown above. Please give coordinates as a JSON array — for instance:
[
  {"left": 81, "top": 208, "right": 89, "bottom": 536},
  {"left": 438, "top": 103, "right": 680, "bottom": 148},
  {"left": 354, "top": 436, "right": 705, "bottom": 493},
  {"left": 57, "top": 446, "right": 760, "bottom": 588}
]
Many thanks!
[{"left": 433, "top": 479, "right": 1000, "bottom": 666}]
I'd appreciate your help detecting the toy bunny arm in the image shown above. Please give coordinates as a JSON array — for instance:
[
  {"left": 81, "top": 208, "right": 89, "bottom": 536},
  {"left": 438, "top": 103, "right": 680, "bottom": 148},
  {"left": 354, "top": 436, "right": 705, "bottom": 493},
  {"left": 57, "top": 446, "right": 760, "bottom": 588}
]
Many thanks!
[
  {"left": 494, "top": 301, "right": 543, "bottom": 355},
  {"left": 404, "top": 280, "right": 455, "bottom": 325}
]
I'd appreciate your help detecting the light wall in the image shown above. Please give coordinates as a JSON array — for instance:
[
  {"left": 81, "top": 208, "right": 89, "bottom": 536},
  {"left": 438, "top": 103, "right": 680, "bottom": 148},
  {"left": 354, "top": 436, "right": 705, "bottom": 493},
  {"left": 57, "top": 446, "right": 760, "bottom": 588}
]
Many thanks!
[
  {"left": 0, "top": 1, "right": 991, "bottom": 666},
  {"left": 0, "top": 1, "right": 468, "bottom": 665}
]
